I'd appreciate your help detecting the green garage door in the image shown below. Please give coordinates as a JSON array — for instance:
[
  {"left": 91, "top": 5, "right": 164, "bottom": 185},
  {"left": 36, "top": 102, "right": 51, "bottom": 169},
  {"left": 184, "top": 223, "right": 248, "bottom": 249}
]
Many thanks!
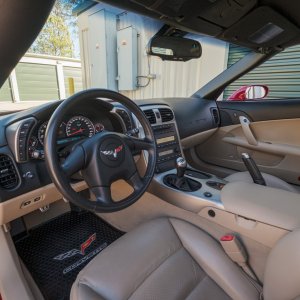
[
  {"left": 224, "top": 44, "right": 300, "bottom": 100},
  {"left": 0, "top": 80, "right": 13, "bottom": 102},
  {"left": 15, "top": 63, "right": 59, "bottom": 101}
]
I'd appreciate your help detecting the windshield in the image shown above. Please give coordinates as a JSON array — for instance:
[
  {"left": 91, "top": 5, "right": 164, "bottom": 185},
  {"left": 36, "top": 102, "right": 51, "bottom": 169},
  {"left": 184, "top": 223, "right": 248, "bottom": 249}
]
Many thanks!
[{"left": 0, "top": 0, "right": 257, "bottom": 111}]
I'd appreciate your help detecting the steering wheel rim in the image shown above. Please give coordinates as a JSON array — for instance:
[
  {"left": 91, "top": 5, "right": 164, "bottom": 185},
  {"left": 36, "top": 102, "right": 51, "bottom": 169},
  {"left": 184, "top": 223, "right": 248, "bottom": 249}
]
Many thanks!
[{"left": 44, "top": 89, "right": 156, "bottom": 213}]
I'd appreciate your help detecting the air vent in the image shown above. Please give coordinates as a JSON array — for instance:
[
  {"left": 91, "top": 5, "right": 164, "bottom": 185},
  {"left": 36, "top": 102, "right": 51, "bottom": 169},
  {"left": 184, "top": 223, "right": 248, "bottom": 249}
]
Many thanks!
[
  {"left": 211, "top": 108, "right": 220, "bottom": 126},
  {"left": 0, "top": 154, "right": 19, "bottom": 189},
  {"left": 143, "top": 109, "right": 156, "bottom": 124},
  {"left": 159, "top": 108, "right": 174, "bottom": 123}
]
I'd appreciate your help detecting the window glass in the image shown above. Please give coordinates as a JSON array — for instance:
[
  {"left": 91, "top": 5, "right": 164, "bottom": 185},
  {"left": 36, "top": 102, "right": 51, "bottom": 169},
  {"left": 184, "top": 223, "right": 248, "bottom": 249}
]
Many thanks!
[{"left": 223, "top": 44, "right": 300, "bottom": 101}]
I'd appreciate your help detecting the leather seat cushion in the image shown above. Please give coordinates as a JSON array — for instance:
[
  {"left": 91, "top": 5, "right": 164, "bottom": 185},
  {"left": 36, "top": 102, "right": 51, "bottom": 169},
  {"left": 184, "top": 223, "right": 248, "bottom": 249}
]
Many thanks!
[{"left": 71, "top": 218, "right": 261, "bottom": 300}]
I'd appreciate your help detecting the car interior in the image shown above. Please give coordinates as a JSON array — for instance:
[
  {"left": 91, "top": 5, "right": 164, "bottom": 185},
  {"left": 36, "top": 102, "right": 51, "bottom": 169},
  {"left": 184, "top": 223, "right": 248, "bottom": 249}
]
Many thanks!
[{"left": 1, "top": 0, "right": 300, "bottom": 300}]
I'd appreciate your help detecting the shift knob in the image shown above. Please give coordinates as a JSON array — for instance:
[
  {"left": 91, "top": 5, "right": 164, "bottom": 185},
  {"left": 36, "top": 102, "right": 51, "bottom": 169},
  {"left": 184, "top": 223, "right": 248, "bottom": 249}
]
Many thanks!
[{"left": 176, "top": 157, "right": 187, "bottom": 178}]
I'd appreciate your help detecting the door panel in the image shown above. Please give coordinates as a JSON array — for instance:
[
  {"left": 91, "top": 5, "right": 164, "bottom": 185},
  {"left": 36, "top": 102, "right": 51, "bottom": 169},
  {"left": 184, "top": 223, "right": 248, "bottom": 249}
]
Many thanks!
[
  {"left": 218, "top": 100, "right": 300, "bottom": 125},
  {"left": 195, "top": 117, "right": 300, "bottom": 185}
]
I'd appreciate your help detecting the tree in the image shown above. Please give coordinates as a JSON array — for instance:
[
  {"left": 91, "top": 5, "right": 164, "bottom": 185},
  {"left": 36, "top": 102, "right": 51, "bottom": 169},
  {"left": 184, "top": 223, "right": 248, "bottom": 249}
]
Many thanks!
[{"left": 29, "top": 0, "right": 80, "bottom": 58}]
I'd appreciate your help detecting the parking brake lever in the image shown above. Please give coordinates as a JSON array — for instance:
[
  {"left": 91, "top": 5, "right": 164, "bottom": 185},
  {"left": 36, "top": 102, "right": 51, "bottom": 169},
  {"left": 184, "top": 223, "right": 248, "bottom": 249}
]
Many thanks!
[{"left": 241, "top": 153, "right": 266, "bottom": 186}]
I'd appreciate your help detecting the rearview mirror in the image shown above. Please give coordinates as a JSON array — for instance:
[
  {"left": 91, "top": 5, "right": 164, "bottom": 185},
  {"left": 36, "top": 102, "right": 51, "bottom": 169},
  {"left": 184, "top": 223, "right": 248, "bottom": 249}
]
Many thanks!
[{"left": 147, "top": 36, "right": 202, "bottom": 62}]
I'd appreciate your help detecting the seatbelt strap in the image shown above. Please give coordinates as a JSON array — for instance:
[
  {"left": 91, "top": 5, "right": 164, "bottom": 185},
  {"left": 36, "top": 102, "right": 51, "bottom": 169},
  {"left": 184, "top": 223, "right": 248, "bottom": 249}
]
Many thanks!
[{"left": 220, "top": 234, "right": 259, "bottom": 282}]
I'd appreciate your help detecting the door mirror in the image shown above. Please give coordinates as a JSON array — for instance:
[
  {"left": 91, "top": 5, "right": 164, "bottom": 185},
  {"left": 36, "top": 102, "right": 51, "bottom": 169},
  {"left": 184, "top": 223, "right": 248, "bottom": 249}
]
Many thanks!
[
  {"left": 147, "top": 36, "right": 202, "bottom": 62},
  {"left": 245, "top": 85, "right": 269, "bottom": 99},
  {"left": 227, "top": 85, "right": 269, "bottom": 101}
]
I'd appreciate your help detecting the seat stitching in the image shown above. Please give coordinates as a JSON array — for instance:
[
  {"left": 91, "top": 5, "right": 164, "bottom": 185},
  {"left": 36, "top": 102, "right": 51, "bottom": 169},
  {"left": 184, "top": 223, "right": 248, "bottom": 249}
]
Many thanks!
[
  {"left": 77, "top": 245, "right": 182, "bottom": 300},
  {"left": 76, "top": 219, "right": 182, "bottom": 300},
  {"left": 182, "top": 275, "right": 208, "bottom": 300},
  {"left": 128, "top": 219, "right": 200, "bottom": 299},
  {"left": 168, "top": 218, "right": 262, "bottom": 295},
  {"left": 127, "top": 246, "right": 182, "bottom": 299},
  {"left": 76, "top": 279, "right": 105, "bottom": 300},
  {"left": 127, "top": 219, "right": 185, "bottom": 297}
]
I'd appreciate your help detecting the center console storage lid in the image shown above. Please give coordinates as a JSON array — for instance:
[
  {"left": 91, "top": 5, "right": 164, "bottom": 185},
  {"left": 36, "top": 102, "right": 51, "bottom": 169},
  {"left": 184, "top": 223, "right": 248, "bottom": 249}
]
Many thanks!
[{"left": 221, "top": 182, "right": 300, "bottom": 230}]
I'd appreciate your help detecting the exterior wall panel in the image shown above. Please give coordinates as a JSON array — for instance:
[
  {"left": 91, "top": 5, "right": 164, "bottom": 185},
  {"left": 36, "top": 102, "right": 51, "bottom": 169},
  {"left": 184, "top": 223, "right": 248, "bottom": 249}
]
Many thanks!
[
  {"left": 64, "top": 66, "right": 84, "bottom": 97},
  {"left": 78, "top": 3, "right": 229, "bottom": 100}
]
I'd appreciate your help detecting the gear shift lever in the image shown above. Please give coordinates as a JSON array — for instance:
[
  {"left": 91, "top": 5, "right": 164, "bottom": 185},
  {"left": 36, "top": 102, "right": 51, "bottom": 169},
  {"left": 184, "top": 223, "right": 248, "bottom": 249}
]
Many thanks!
[
  {"left": 176, "top": 157, "right": 187, "bottom": 178},
  {"left": 241, "top": 153, "right": 266, "bottom": 186},
  {"left": 163, "top": 156, "right": 201, "bottom": 192}
]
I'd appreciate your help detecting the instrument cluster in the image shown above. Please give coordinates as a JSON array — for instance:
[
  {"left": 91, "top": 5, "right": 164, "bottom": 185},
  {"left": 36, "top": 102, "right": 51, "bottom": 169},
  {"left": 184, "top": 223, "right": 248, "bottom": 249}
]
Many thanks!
[{"left": 28, "top": 115, "right": 106, "bottom": 159}]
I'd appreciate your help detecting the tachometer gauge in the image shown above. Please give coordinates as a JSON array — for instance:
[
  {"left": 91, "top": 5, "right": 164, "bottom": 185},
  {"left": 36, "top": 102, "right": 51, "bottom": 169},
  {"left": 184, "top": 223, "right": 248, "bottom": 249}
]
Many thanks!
[
  {"left": 38, "top": 121, "right": 48, "bottom": 145},
  {"left": 38, "top": 121, "right": 67, "bottom": 145},
  {"left": 66, "top": 116, "right": 95, "bottom": 138}
]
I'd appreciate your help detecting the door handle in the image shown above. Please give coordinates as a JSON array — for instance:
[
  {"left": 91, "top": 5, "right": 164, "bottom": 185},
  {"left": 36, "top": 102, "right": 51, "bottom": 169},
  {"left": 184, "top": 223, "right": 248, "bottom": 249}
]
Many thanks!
[{"left": 239, "top": 116, "right": 258, "bottom": 146}]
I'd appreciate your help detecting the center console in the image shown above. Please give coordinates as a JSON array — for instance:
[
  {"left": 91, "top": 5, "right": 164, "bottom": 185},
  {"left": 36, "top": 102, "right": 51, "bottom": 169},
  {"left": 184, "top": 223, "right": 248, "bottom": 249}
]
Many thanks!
[{"left": 140, "top": 104, "right": 226, "bottom": 213}]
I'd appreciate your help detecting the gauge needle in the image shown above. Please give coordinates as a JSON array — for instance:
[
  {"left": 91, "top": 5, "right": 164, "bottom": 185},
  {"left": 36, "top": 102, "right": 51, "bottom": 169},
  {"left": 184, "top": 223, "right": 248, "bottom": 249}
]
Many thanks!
[{"left": 69, "top": 128, "right": 85, "bottom": 136}]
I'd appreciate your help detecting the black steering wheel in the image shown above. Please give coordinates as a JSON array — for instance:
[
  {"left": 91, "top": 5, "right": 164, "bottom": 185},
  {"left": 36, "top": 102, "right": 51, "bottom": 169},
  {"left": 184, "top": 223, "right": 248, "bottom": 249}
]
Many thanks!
[{"left": 44, "top": 89, "right": 156, "bottom": 213}]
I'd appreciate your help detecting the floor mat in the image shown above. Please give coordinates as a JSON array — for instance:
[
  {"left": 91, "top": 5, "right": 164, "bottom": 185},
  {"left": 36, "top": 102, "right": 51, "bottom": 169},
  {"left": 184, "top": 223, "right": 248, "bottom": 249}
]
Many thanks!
[{"left": 15, "top": 211, "right": 124, "bottom": 300}]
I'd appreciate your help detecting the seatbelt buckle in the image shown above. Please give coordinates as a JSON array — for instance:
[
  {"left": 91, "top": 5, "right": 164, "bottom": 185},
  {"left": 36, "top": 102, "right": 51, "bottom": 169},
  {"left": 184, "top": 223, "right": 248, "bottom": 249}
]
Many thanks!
[
  {"left": 220, "top": 234, "right": 259, "bottom": 282},
  {"left": 220, "top": 234, "right": 247, "bottom": 264}
]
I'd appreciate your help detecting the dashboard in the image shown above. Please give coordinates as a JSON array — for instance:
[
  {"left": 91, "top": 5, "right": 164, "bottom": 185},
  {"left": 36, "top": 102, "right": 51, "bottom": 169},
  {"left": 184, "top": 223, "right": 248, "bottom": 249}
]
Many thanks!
[
  {"left": 0, "top": 96, "right": 218, "bottom": 207},
  {"left": 0, "top": 95, "right": 220, "bottom": 226}
]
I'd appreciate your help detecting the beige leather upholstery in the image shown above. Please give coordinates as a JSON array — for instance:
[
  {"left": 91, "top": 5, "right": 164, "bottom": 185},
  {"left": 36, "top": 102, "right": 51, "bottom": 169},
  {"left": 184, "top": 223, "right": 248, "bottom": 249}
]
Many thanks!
[
  {"left": 263, "top": 230, "right": 300, "bottom": 300},
  {"left": 221, "top": 181, "right": 300, "bottom": 230},
  {"left": 71, "top": 218, "right": 261, "bottom": 300},
  {"left": 225, "top": 171, "right": 298, "bottom": 193}
]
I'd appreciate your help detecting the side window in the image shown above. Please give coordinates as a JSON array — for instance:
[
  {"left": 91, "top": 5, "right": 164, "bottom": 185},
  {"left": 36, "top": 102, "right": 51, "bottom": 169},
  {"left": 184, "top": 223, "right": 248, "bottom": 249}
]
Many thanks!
[{"left": 223, "top": 44, "right": 300, "bottom": 101}]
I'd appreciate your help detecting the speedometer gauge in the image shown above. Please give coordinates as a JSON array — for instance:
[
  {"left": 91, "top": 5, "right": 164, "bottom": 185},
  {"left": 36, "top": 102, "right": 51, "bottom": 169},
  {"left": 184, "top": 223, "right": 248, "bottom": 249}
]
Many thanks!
[{"left": 66, "top": 116, "right": 95, "bottom": 138}]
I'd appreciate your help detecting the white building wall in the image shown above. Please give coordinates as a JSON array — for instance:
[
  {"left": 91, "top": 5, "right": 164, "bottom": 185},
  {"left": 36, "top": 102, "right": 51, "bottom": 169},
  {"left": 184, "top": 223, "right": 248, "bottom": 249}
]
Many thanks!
[{"left": 78, "top": 3, "right": 228, "bottom": 100}]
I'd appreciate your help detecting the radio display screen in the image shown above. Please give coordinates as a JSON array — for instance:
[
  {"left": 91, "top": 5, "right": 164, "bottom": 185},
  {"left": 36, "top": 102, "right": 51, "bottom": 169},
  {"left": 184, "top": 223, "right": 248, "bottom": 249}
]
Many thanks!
[
  {"left": 156, "top": 136, "right": 175, "bottom": 144},
  {"left": 158, "top": 149, "right": 174, "bottom": 157}
]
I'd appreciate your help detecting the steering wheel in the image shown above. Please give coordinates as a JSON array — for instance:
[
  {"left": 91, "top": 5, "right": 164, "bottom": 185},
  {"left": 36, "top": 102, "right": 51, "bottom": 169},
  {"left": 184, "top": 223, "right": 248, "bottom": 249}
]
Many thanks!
[{"left": 44, "top": 89, "right": 156, "bottom": 213}]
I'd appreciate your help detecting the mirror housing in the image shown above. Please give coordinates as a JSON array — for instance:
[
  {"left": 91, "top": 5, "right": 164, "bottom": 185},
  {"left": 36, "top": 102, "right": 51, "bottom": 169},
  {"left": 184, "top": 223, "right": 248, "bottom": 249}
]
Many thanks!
[
  {"left": 147, "top": 36, "right": 202, "bottom": 62},
  {"left": 227, "top": 85, "right": 269, "bottom": 101}
]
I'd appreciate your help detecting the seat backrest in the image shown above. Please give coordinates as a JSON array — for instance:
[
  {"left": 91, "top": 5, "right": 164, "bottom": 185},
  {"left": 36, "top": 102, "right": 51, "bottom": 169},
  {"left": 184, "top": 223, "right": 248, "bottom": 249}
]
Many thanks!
[{"left": 264, "top": 230, "right": 300, "bottom": 300}]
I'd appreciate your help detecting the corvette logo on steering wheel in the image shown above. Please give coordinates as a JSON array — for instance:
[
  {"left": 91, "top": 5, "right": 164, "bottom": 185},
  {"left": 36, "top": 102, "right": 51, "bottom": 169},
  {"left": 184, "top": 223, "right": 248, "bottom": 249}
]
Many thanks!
[{"left": 101, "top": 145, "right": 123, "bottom": 159}]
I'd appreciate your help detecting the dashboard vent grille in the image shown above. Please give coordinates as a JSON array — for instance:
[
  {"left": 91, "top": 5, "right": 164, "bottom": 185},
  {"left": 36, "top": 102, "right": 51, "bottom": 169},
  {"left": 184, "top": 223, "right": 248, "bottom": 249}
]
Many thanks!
[
  {"left": 0, "top": 154, "right": 19, "bottom": 189},
  {"left": 159, "top": 108, "right": 174, "bottom": 122},
  {"left": 211, "top": 108, "right": 220, "bottom": 126},
  {"left": 143, "top": 109, "right": 156, "bottom": 124}
]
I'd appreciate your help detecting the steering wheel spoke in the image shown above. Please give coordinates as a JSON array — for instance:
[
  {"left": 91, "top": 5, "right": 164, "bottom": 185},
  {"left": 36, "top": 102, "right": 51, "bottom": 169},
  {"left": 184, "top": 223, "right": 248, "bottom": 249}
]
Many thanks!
[
  {"left": 128, "top": 171, "right": 144, "bottom": 191},
  {"left": 124, "top": 135, "right": 155, "bottom": 152},
  {"left": 61, "top": 146, "right": 85, "bottom": 176},
  {"left": 90, "top": 186, "right": 113, "bottom": 206}
]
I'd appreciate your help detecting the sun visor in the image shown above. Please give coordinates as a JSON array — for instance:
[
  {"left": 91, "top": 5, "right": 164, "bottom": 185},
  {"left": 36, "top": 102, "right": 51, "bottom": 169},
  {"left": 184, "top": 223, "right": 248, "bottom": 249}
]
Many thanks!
[{"left": 222, "top": 6, "right": 300, "bottom": 50}]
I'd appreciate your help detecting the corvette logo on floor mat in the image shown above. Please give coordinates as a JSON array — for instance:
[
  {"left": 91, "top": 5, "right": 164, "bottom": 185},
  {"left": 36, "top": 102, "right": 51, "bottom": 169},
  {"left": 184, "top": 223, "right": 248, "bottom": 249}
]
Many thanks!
[
  {"left": 53, "top": 233, "right": 97, "bottom": 261},
  {"left": 62, "top": 243, "right": 107, "bottom": 274},
  {"left": 53, "top": 233, "right": 108, "bottom": 275}
]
